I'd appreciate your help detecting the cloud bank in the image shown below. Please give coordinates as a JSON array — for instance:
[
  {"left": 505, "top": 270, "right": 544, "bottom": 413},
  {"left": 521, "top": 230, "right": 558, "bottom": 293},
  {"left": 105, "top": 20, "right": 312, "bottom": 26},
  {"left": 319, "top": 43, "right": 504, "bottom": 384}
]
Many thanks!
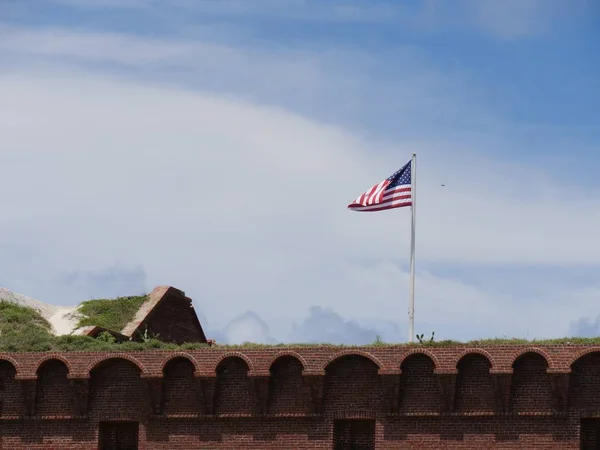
[
  {"left": 1, "top": 1, "right": 599, "bottom": 343},
  {"left": 1, "top": 69, "right": 599, "bottom": 343}
]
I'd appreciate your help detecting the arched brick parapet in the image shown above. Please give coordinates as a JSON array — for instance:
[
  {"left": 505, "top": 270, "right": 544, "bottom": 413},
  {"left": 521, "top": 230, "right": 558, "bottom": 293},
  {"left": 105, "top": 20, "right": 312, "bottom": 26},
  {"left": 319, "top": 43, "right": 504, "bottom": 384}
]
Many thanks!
[
  {"left": 509, "top": 348, "right": 554, "bottom": 370},
  {"left": 214, "top": 353, "right": 255, "bottom": 415},
  {"left": 323, "top": 351, "right": 382, "bottom": 415},
  {"left": 455, "top": 349, "right": 496, "bottom": 371},
  {"left": 212, "top": 351, "right": 254, "bottom": 375},
  {"left": 568, "top": 348, "right": 600, "bottom": 413},
  {"left": 455, "top": 351, "right": 496, "bottom": 413},
  {"left": 86, "top": 354, "right": 146, "bottom": 376},
  {"left": 398, "top": 348, "right": 440, "bottom": 371},
  {"left": 162, "top": 355, "right": 203, "bottom": 415},
  {"left": 269, "top": 353, "right": 311, "bottom": 414},
  {"left": 322, "top": 350, "right": 384, "bottom": 373},
  {"left": 160, "top": 352, "right": 201, "bottom": 376},
  {"left": 0, "top": 354, "right": 22, "bottom": 377},
  {"left": 34, "top": 354, "right": 73, "bottom": 375},
  {"left": 510, "top": 350, "right": 554, "bottom": 413},
  {"left": 268, "top": 351, "right": 308, "bottom": 373},
  {"left": 0, "top": 356, "right": 25, "bottom": 416},
  {"left": 35, "top": 356, "right": 75, "bottom": 417},
  {"left": 398, "top": 349, "right": 441, "bottom": 414},
  {"left": 567, "top": 347, "right": 600, "bottom": 367}
]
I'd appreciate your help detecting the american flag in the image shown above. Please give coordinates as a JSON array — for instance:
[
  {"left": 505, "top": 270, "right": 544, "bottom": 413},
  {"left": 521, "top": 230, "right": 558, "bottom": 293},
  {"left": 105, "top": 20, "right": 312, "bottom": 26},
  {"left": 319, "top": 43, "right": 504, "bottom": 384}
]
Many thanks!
[{"left": 347, "top": 160, "right": 412, "bottom": 212}]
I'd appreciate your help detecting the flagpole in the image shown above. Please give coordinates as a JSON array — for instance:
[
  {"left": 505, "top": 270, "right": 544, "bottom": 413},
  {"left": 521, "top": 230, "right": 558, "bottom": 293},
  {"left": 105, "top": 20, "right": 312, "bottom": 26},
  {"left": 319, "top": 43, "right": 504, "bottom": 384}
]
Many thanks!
[{"left": 408, "top": 152, "right": 416, "bottom": 343}]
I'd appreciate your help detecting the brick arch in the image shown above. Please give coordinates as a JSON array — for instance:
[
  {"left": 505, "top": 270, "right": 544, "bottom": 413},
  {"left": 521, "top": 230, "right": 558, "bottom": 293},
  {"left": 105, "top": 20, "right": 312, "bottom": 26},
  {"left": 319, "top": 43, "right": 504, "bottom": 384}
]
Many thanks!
[
  {"left": 510, "top": 348, "right": 554, "bottom": 414},
  {"left": 568, "top": 347, "right": 600, "bottom": 367},
  {"left": 161, "top": 353, "right": 203, "bottom": 416},
  {"left": 454, "top": 350, "right": 496, "bottom": 414},
  {"left": 213, "top": 352, "right": 254, "bottom": 374},
  {"left": 160, "top": 352, "right": 200, "bottom": 375},
  {"left": 398, "top": 348, "right": 440, "bottom": 370},
  {"left": 510, "top": 348, "right": 553, "bottom": 369},
  {"left": 0, "top": 354, "right": 22, "bottom": 376},
  {"left": 398, "top": 349, "right": 441, "bottom": 414},
  {"left": 268, "top": 351, "right": 308, "bottom": 372},
  {"left": 455, "top": 349, "right": 496, "bottom": 370},
  {"left": 322, "top": 350, "right": 383, "bottom": 372},
  {"left": 35, "top": 354, "right": 73, "bottom": 375},
  {"left": 34, "top": 355, "right": 74, "bottom": 417},
  {"left": 86, "top": 354, "right": 146, "bottom": 376}
]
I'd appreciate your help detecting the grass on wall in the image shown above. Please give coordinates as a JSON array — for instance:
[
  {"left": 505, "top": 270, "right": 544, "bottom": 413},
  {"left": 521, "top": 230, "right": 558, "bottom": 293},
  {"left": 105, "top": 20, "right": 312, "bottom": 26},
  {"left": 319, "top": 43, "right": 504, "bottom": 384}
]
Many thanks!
[
  {"left": 0, "top": 300, "right": 209, "bottom": 352},
  {"left": 1, "top": 300, "right": 600, "bottom": 352},
  {"left": 76, "top": 295, "right": 149, "bottom": 332},
  {"left": 0, "top": 301, "right": 55, "bottom": 352}
]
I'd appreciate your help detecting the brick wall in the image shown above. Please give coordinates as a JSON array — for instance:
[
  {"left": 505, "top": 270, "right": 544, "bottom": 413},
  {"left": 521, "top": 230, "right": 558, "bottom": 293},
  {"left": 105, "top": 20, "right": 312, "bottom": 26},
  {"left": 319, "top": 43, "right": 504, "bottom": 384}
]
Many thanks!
[
  {"left": 214, "top": 356, "right": 256, "bottom": 415},
  {"left": 324, "top": 355, "right": 381, "bottom": 415},
  {"left": 268, "top": 355, "right": 310, "bottom": 415},
  {"left": 138, "top": 295, "right": 205, "bottom": 344},
  {"left": 570, "top": 352, "right": 600, "bottom": 413},
  {"left": 35, "top": 359, "right": 74, "bottom": 417},
  {"left": 2, "top": 344, "right": 600, "bottom": 448},
  {"left": 399, "top": 353, "right": 441, "bottom": 414},
  {"left": 510, "top": 352, "right": 554, "bottom": 413},
  {"left": 162, "top": 357, "right": 203, "bottom": 416},
  {"left": 0, "top": 360, "right": 23, "bottom": 418},
  {"left": 455, "top": 353, "right": 496, "bottom": 413}
]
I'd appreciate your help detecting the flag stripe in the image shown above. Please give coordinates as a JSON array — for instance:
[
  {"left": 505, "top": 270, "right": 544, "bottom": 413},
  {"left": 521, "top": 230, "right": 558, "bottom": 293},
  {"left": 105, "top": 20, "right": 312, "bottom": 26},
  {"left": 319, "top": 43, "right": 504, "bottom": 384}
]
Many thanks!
[
  {"left": 349, "top": 200, "right": 412, "bottom": 212},
  {"left": 348, "top": 187, "right": 412, "bottom": 211},
  {"left": 349, "top": 193, "right": 411, "bottom": 211}
]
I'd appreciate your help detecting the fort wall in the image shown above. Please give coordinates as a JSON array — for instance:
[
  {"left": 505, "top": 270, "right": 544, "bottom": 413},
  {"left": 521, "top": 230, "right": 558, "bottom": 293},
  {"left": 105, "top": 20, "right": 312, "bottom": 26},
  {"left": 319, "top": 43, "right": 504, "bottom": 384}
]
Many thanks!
[{"left": 1, "top": 344, "right": 600, "bottom": 449}]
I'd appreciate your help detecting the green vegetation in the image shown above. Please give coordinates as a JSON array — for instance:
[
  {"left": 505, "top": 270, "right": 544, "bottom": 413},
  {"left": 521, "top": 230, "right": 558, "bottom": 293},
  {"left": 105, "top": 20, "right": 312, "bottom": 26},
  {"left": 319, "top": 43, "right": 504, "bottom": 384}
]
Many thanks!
[
  {"left": 213, "top": 336, "right": 600, "bottom": 348},
  {"left": 1, "top": 300, "right": 600, "bottom": 353},
  {"left": 0, "top": 301, "right": 55, "bottom": 352},
  {"left": 76, "top": 295, "right": 148, "bottom": 332},
  {"left": 0, "top": 300, "right": 210, "bottom": 352}
]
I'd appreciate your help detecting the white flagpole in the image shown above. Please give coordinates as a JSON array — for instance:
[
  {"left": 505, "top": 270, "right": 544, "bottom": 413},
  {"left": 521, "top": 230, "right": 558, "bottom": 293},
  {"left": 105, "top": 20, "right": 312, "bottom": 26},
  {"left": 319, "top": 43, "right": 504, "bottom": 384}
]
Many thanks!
[{"left": 408, "top": 152, "right": 416, "bottom": 343}]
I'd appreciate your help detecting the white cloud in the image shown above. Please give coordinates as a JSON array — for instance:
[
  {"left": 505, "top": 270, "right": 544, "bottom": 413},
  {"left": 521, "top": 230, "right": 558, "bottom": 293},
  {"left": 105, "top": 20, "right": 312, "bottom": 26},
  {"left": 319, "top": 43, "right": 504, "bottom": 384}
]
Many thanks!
[
  {"left": 221, "top": 311, "right": 275, "bottom": 345},
  {"left": 0, "top": 26, "right": 386, "bottom": 125},
  {"left": 0, "top": 17, "right": 599, "bottom": 343},
  {"left": 1, "top": 69, "right": 600, "bottom": 342},
  {"left": 0, "top": 28, "right": 198, "bottom": 64}
]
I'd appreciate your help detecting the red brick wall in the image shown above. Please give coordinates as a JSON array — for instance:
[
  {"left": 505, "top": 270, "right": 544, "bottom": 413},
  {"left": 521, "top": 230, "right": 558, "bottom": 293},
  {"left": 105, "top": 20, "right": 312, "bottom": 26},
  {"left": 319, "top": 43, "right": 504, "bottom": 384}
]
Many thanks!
[
  {"left": 2, "top": 420, "right": 99, "bottom": 449},
  {"left": 379, "top": 415, "right": 579, "bottom": 449},
  {"left": 162, "top": 357, "right": 203, "bottom": 416},
  {"left": 268, "top": 356, "right": 310, "bottom": 415},
  {"left": 89, "top": 358, "right": 151, "bottom": 420},
  {"left": 35, "top": 359, "right": 74, "bottom": 417},
  {"left": 144, "top": 417, "right": 330, "bottom": 449},
  {"left": 140, "top": 296, "right": 205, "bottom": 344},
  {"left": 214, "top": 357, "right": 255, "bottom": 415},
  {"left": 400, "top": 353, "right": 441, "bottom": 414},
  {"left": 324, "top": 355, "right": 381, "bottom": 415},
  {"left": 455, "top": 353, "right": 496, "bottom": 413},
  {"left": 510, "top": 352, "right": 554, "bottom": 413},
  {"left": 570, "top": 352, "right": 600, "bottom": 413},
  {"left": 3, "top": 344, "right": 600, "bottom": 448},
  {"left": 0, "top": 360, "right": 23, "bottom": 418}
]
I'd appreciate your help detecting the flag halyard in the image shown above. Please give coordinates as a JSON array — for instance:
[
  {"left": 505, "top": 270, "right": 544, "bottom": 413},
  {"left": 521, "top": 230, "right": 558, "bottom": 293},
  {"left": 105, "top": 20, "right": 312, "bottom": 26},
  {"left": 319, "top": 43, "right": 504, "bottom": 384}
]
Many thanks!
[{"left": 347, "top": 160, "right": 412, "bottom": 212}]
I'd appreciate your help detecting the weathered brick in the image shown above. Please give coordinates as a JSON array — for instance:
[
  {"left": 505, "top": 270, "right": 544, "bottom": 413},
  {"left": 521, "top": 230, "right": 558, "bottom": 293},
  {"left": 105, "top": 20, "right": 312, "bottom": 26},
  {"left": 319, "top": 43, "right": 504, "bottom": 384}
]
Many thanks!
[{"left": 1, "top": 344, "right": 600, "bottom": 448}]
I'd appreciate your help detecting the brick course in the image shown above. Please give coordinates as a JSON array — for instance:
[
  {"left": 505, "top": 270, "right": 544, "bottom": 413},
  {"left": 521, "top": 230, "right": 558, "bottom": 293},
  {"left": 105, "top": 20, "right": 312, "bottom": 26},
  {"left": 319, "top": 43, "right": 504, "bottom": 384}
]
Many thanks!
[{"left": 2, "top": 344, "right": 600, "bottom": 448}]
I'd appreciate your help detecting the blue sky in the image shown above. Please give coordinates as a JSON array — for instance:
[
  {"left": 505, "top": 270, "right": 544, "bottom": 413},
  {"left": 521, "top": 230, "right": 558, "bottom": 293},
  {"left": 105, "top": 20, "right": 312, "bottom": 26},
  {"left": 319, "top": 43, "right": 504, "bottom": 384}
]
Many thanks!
[{"left": 0, "top": 0, "right": 599, "bottom": 344}]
